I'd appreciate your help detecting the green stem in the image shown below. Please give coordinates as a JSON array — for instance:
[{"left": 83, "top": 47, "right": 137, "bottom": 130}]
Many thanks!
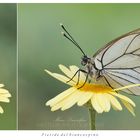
[{"left": 88, "top": 107, "right": 96, "bottom": 130}]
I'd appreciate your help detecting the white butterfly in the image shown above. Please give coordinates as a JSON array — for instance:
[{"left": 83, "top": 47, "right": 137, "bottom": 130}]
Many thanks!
[{"left": 60, "top": 24, "right": 140, "bottom": 95}]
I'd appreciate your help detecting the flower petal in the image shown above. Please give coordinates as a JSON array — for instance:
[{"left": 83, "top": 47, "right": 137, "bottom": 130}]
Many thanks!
[
  {"left": 51, "top": 91, "right": 80, "bottom": 111},
  {"left": 0, "top": 97, "right": 10, "bottom": 103},
  {"left": 46, "top": 87, "right": 76, "bottom": 106},
  {"left": 61, "top": 91, "right": 82, "bottom": 111},
  {"left": 51, "top": 102, "right": 64, "bottom": 111},
  {"left": 59, "top": 64, "right": 77, "bottom": 82},
  {"left": 111, "top": 92, "right": 135, "bottom": 107},
  {"left": 45, "top": 69, "right": 75, "bottom": 86},
  {"left": 0, "top": 84, "right": 4, "bottom": 88},
  {"left": 121, "top": 99, "right": 135, "bottom": 116},
  {"left": 69, "top": 65, "right": 86, "bottom": 81},
  {"left": 0, "top": 93, "right": 11, "bottom": 98},
  {"left": 106, "top": 94, "right": 122, "bottom": 111},
  {"left": 0, "top": 106, "right": 4, "bottom": 113},
  {"left": 95, "top": 94, "right": 111, "bottom": 112},
  {"left": 77, "top": 92, "right": 93, "bottom": 106},
  {"left": 0, "top": 89, "right": 9, "bottom": 94},
  {"left": 91, "top": 95, "right": 103, "bottom": 113},
  {"left": 69, "top": 65, "right": 79, "bottom": 72},
  {"left": 111, "top": 104, "right": 119, "bottom": 111}
]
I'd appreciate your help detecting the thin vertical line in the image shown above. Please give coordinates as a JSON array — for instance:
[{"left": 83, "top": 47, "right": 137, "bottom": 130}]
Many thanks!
[{"left": 16, "top": 3, "right": 18, "bottom": 130}]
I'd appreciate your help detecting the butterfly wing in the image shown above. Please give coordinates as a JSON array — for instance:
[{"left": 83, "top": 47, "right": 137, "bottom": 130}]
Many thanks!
[{"left": 93, "top": 29, "right": 140, "bottom": 95}]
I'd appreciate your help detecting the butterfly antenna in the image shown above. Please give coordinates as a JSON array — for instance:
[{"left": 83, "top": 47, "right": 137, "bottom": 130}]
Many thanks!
[{"left": 60, "top": 23, "right": 86, "bottom": 56}]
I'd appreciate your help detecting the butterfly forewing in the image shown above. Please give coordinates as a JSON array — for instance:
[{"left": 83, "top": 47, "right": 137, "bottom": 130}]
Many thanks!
[{"left": 93, "top": 29, "right": 140, "bottom": 95}]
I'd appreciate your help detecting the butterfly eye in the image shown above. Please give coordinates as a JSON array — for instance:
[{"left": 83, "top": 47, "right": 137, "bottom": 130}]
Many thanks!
[
  {"left": 81, "top": 56, "right": 89, "bottom": 66},
  {"left": 81, "top": 60, "right": 87, "bottom": 66}
]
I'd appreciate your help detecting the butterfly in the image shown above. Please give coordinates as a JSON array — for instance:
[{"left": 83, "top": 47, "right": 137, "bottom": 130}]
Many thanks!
[{"left": 60, "top": 24, "right": 140, "bottom": 95}]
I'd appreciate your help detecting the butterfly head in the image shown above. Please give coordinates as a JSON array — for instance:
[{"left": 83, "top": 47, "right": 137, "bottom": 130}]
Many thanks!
[{"left": 81, "top": 55, "right": 91, "bottom": 66}]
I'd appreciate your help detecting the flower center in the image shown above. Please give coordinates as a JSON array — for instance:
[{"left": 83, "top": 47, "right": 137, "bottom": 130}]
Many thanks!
[{"left": 77, "top": 83, "right": 113, "bottom": 94}]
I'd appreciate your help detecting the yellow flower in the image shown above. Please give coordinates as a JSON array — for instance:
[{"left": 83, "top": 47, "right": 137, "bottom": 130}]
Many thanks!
[
  {"left": 0, "top": 84, "right": 11, "bottom": 114},
  {"left": 45, "top": 65, "right": 138, "bottom": 116}
]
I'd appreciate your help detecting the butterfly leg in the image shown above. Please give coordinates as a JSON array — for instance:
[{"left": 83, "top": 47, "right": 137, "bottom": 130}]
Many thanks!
[
  {"left": 66, "top": 69, "right": 87, "bottom": 85},
  {"left": 66, "top": 69, "right": 80, "bottom": 83},
  {"left": 76, "top": 69, "right": 88, "bottom": 86},
  {"left": 77, "top": 71, "right": 89, "bottom": 89}
]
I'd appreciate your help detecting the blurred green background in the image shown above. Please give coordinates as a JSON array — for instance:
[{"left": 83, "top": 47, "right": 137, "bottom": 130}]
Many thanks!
[
  {"left": 0, "top": 4, "right": 16, "bottom": 129},
  {"left": 18, "top": 4, "right": 140, "bottom": 130}
]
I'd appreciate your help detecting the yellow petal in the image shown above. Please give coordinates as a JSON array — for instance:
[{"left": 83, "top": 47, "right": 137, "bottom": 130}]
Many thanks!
[
  {"left": 51, "top": 91, "right": 79, "bottom": 111},
  {"left": 51, "top": 102, "right": 64, "bottom": 111},
  {"left": 0, "top": 84, "right": 4, "bottom": 88},
  {"left": 45, "top": 69, "right": 75, "bottom": 86},
  {"left": 111, "top": 104, "right": 119, "bottom": 111},
  {"left": 0, "top": 106, "right": 4, "bottom": 113},
  {"left": 0, "top": 89, "right": 9, "bottom": 94},
  {"left": 121, "top": 99, "right": 135, "bottom": 116},
  {"left": 69, "top": 65, "right": 79, "bottom": 72},
  {"left": 0, "top": 93, "right": 11, "bottom": 97},
  {"left": 51, "top": 94, "right": 73, "bottom": 111},
  {"left": 77, "top": 92, "right": 93, "bottom": 106},
  {"left": 61, "top": 91, "right": 82, "bottom": 111},
  {"left": 96, "top": 94, "right": 111, "bottom": 112},
  {"left": 106, "top": 94, "right": 122, "bottom": 111},
  {"left": 0, "top": 97, "right": 10, "bottom": 103},
  {"left": 59, "top": 64, "right": 77, "bottom": 82},
  {"left": 91, "top": 95, "right": 103, "bottom": 113},
  {"left": 111, "top": 92, "right": 135, "bottom": 107},
  {"left": 46, "top": 87, "right": 76, "bottom": 106},
  {"left": 69, "top": 65, "right": 86, "bottom": 81}
]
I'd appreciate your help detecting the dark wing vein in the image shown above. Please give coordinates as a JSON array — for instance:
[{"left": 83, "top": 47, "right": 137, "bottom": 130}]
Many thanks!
[
  {"left": 93, "top": 28, "right": 140, "bottom": 58},
  {"left": 106, "top": 70, "right": 140, "bottom": 82},
  {"left": 102, "top": 75, "right": 113, "bottom": 89},
  {"left": 104, "top": 66, "right": 140, "bottom": 70},
  {"left": 104, "top": 73, "right": 134, "bottom": 94},
  {"left": 103, "top": 34, "right": 140, "bottom": 67}
]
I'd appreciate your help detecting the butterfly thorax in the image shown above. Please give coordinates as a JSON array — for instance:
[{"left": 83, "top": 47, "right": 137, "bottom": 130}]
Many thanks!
[{"left": 81, "top": 55, "right": 101, "bottom": 81}]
